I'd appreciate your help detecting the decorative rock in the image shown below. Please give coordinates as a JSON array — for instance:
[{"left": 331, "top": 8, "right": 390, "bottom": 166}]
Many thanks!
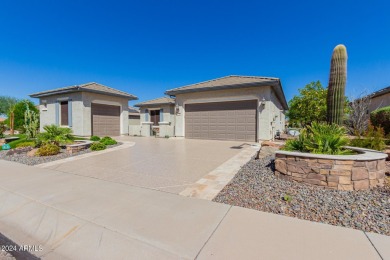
[
  {"left": 353, "top": 180, "right": 369, "bottom": 190},
  {"left": 27, "top": 148, "right": 38, "bottom": 157},
  {"left": 351, "top": 168, "right": 368, "bottom": 181},
  {"left": 275, "top": 159, "right": 287, "bottom": 174}
]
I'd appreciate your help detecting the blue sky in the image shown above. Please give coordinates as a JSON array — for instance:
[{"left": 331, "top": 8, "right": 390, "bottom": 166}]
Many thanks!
[{"left": 0, "top": 0, "right": 389, "bottom": 106}]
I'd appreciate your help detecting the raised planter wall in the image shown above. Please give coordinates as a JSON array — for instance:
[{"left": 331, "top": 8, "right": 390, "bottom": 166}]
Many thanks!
[
  {"left": 65, "top": 140, "right": 93, "bottom": 155},
  {"left": 275, "top": 147, "right": 387, "bottom": 191}
]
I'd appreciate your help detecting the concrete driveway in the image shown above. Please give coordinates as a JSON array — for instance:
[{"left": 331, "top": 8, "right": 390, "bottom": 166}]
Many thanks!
[{"left": 40, "top": 137, "right": 252, "bottom": 194}]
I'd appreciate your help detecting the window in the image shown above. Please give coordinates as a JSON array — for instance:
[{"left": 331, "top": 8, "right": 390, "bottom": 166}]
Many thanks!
[{"left": 61, "top": 101, "right": 69, "bottom": 126}]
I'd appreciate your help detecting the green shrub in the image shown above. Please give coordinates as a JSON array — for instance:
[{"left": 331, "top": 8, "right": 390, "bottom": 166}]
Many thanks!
[
  {"left": 36, "top": 144, "right": 60, "bottom": 156},
  {"left": 90, "top": 135, "right": 100, "bottom": 141},
  {"left": 15, "top": 141, "right": 35, "bottom": 148},
  {"left": 0, "top": 122, "right": 6, "bottom": 138},
  {"left": 37, "top": 125, "right": 74, "bottom": 146},
  {"left": 370, "top": 106, "right": 390, "bottom": 135},
  {"left": 283, "top": 122, "right": 350, "bottom": 155},
  {"left": 349, "top": 125, "right": 386, "bottom": 151},
  {"left": 90, "top": 142, "right": 106, "bottom": 151},
  {"left": 100, "top": 136, "right": 117, "bottom": 145}
]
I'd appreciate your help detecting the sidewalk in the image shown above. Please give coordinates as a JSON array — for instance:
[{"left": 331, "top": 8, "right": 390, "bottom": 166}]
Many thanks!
[{"left": 0, "top": 160, "right": 388, "bottom": 259}]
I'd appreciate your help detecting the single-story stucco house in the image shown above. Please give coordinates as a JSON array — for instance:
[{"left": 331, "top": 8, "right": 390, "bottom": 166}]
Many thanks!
[
  {"left": 30, "top": 82, "right": 138, "bottom": 136},
  {"left": 368, "top": 86, "right": 390, "bottom": 113},
  {"left": 131, "top": 75, "right": 288, "bottom": 142}
]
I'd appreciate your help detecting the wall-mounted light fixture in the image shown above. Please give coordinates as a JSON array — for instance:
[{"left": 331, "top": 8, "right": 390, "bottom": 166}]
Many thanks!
[{"left": 259, "top": 97, "right": 266, "bottom": 107}]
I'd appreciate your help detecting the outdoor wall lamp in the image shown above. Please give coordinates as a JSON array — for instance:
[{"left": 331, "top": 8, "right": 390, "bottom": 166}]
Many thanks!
[{"left": 259, "top": 97, "right": 266, "bottom": 107}]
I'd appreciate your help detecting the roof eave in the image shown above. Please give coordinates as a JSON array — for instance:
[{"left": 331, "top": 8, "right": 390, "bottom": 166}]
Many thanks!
[
  {"left": 134, "top": 102, "right": 175, "bottom": 108},
  {"left": 165, "top": 81, "right": 277, "bottom": 96},
  {"left": 30, "top": 88, "right": 138, "bottom": 100}
]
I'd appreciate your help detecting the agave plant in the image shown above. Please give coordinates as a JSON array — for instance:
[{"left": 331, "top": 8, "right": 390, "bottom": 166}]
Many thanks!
[{"left": 37, "top": 124, "right": 74, "bottom": 146}]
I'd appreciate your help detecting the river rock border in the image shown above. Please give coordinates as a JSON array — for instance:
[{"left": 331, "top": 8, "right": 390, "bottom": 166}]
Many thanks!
[{"left": 274, "top": 147, "right": 387, "bottom": 191}]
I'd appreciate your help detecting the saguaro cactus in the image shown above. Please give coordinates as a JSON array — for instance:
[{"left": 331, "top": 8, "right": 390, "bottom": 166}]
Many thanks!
[{"left": 326, "top": 44, "right": 347, "bottom": 125}]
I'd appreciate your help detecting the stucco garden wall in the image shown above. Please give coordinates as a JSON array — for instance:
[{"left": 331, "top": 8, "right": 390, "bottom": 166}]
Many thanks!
[
  {"left": 275, "top": 148, "right": 387, "bottom": 191},
  {"left": 174, "top": 86, "right": 284, "bottom": 141}
]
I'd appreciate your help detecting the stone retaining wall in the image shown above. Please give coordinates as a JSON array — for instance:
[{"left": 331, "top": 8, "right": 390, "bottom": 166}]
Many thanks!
[
  {"left": 275, "top": 149, "right": 386, "bottom": 191},
  {"left": 66, "top": 140, "right": 92, "bottom": 155}
]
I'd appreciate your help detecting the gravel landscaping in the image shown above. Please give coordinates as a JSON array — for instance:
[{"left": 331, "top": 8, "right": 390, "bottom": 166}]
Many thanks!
[
  {"left": 0, "top": 143, "right": 122, "bottom": 166},
  {"left": 213, "top": 155, "right": 390, "bottom": 236}
]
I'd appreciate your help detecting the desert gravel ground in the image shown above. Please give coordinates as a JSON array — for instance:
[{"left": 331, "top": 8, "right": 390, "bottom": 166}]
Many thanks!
[
  {"left": 0, "top": 143, "right": 121, "bottom": 166},
  {"left": 214, "top": 155, "right": 390, "bottom": 236}
]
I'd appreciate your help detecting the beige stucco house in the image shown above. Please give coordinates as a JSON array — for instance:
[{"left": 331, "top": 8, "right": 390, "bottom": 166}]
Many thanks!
[
  {"left": 30, "top": 82, "right": 138, "bottom": 136},
  {"left": 131, "top": 75, "right": 288, "bottom": 142},
  {"left": 368, "top": 86, "right": 390, "bottom": 113}
]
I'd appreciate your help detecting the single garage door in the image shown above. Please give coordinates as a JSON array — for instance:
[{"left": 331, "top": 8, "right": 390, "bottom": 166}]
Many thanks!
[
  {"left": 91, "top": 103, "right": 120, "bottom": 136},
  {"left": 185, "top": 100, "right": 257, "bottom": 142}
]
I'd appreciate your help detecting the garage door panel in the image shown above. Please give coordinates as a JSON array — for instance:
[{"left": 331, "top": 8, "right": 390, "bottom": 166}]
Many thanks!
[
  {"left": 185, "top": 100, "right": 257, "bottom": 142},
  {"left": 92, "top": 103, "right": 120, "bottom": 136}
]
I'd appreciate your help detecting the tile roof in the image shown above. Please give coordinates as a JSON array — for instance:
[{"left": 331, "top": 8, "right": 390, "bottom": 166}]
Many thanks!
[
  {"left": 165, "top": 75, "right": 288, "bottom": 110},
  {"left": 29, "top": 82, "right": 138, "bottom": 100},
  {"left": 370, "top": 86, "right": 390, "bottom": 98},
  {"left": 134, "top": 97, "right": 175, "bottom": 107},
  {"left": 165, "top": 75, "right": 279, "bottom": 95},
  {"left": 128, "top": 106, "right": 140, "bottom": 114}
]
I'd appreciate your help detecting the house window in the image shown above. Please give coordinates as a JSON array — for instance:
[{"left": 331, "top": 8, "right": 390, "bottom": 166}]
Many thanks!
[
  {"left": 61, "top": 101, "right": 69, "bottom": 126},
  {"left": 150, "top": 110, "right": 160, "bottom": 125}
]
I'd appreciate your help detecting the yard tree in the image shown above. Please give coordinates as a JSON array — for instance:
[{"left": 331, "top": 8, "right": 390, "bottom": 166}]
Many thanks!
[
  {"left": 0, "top": 96, "right": 19, "bottom": 134},
  {"left": 287, "top": 81, "right": 327, "bottom": 127},
  {"left": 14, "top": 100, "right": 39, "bottom": 131}
]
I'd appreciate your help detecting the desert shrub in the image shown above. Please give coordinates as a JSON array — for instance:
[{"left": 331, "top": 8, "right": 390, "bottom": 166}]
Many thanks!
[
  {"left": 100, "top": 136, "right": 117, "bottom": 145},
  {"left": 36, "top": 143, "right": 60, "bottom": 156},
  {"left": 370, "top": 106, "right": 390, "bottom": 135},
  {"left": 90, "top": 135, "right": 100, "bottom": 141},
  {"left": 15, "top": 141, "right": 35, "bottom": 148},
  {"left": 90, "top": 142, "right": 106, "bottom": 151},
  {"left": 37, "top": 125, "right": 74, "bottom": 146},
  {"left": 349, "top": 125, "right": 386, "bottom": 151},
  {"left": 283, "top": 122, "right": 350, "bottom": 155}
]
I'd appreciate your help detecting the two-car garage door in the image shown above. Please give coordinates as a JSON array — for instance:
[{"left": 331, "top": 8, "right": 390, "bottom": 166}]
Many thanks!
[
  {"left": 185, "top": 100, "right": 257, "bottom": 142},
  {"left": 91, "top": 103, "right": 120, "bottom": 136}
]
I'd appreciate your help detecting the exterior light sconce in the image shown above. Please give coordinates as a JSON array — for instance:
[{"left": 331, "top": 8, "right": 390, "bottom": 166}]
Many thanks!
[
  {"left": 175, "top": 106, "right": 180, "bottom": 115},
  {"left": 259, "top": 97, "right": 266, "bottom": 107}
]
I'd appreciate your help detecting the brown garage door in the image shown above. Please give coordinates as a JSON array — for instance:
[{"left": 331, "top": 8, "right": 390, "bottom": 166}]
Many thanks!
[
  {"left": 91, "top": 103, "right": 120, "bottom": 136},
  {"left": 185, "top": 100, "right": 257, "bottom": 142}
]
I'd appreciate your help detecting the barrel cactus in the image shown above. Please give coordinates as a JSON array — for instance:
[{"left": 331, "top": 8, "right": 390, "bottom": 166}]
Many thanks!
[{"left": 326, "top": 44, "right": 347, "bottom": 125}]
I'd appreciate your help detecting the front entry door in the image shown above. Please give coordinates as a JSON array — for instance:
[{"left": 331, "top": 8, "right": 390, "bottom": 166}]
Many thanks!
[{"left": 150, "top": 110, "right": 160, "bottom": 125}]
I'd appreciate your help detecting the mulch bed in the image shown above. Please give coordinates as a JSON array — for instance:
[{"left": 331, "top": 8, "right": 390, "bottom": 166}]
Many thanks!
[
  {"left": 213, "top": 155, "right": 390, "bottom": 236},
  {"left": 0, "top": 143, "right": 122, "bottom": 166}
]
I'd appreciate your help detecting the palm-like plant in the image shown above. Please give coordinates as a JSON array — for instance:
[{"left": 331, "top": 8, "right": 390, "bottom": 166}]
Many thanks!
[
  {"left": 283, "top": 122, "right": 350, "bottom": 155},
  {"left": 37, "top": 124, "right": 74, "bottom": 146}
]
